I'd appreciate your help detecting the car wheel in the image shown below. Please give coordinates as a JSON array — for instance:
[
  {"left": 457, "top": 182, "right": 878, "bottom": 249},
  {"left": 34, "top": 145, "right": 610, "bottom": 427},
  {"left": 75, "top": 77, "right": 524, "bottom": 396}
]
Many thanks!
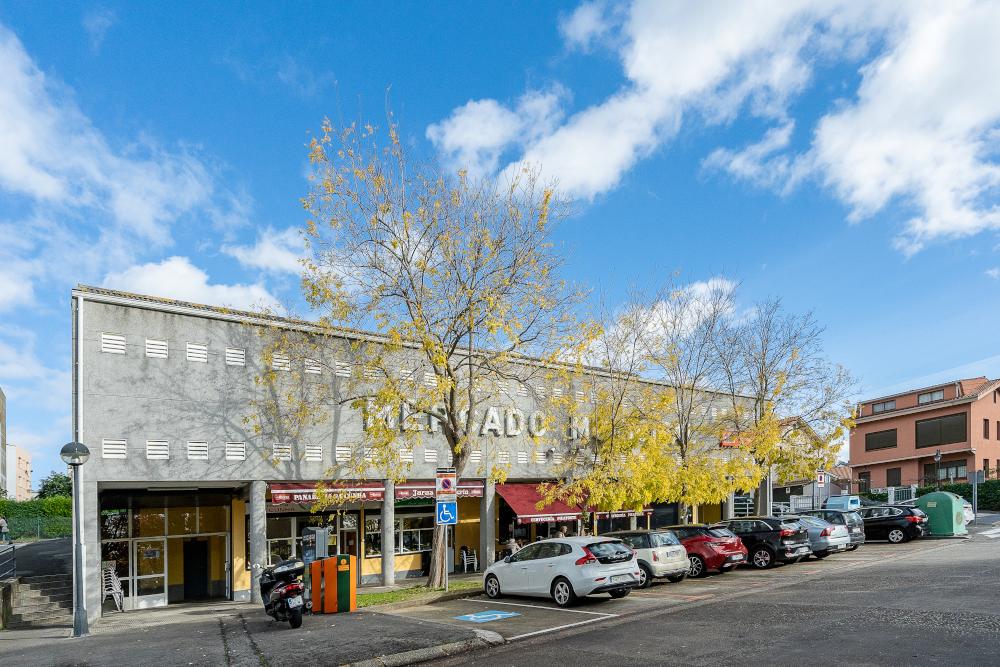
[
  {"left": 637, "top": 563, "right": 653, "bottom": 589},
  {"left": 813, "top": 552, "right": 827, "bottom": 559},
  {"left": 484, "top": 574, "right": 501, "bottom": 599},
  {"left": 551, "top": 577, "right": 577, "bottom": 607},
  {"left": 847, "top": 544, "right": 859, "bottom": 551},
  {"left": 751, "top": 547, "right": 773, "bottom": 569},
  {"left": 887, "top": 528, "right": 907, "bottom": 544},
  {"left": 718, "top": 566, "right": 733, "bottom": 574},
  {"left": 688, "top": 555, "right": 706, "bottom": 577},
  {"left": 666, "top": 572, "right": 687, "bottom": 583},
  {"left": 608, "top": 589, "right": 630, "bottom": 599}
]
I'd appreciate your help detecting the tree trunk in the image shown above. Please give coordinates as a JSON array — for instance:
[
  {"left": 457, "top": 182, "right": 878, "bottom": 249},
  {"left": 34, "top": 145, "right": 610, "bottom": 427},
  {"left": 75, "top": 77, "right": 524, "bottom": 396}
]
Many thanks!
[{"left": 427, "top": 522, "right": 448, "bottom": 588}]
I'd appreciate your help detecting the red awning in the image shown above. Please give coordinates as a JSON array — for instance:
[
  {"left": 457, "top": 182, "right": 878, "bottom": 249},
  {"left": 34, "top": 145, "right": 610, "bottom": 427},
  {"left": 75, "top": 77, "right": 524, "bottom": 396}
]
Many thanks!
[
  {"left": 269, "top": 481, "right": 385, "bottom": 504},
  {"left": 495, "top": 483, "right": 584, "bottom": 524}
]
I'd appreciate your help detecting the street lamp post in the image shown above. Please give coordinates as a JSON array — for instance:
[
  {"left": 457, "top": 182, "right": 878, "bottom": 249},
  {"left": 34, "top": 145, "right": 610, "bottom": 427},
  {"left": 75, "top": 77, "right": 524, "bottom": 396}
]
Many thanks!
[
  {"left": 61, "top": 441, "right": 90, "bottom": 638},
  {"left": 934, "top": 449, "right": 942, "bottom": 490}
]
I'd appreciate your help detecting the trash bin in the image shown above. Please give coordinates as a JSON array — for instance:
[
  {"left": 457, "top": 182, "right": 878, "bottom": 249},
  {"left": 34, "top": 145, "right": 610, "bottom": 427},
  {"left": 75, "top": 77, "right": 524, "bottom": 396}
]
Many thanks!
[
  {"left": 915, "top": 491, "right": 968, "bottom": 537},
  {"left": 310, "top": 555, "right": 357, "bottom": 613}
]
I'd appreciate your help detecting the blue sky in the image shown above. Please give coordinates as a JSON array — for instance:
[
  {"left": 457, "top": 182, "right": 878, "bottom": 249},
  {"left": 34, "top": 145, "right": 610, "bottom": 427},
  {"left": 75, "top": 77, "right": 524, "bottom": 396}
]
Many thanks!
[{"left": 1, "top": 1, "right": 999, "bottom": 482}]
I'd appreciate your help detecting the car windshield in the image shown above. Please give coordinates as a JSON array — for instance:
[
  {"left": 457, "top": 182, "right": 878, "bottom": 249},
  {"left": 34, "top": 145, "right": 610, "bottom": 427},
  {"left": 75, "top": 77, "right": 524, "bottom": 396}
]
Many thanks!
[
  {"left": 588, "top": 541, "right": 633, "bottom": 558},
  {"left": 780, "top": 521, "right": 802, "bottom": 531},
  {"left": 652, "top": 531, "right": 680, "bottom": 546},
  {"left": 797, "top": 517, "right": 822, "bottom": 527},
  {"left": 845, "top": 512, "right": 863, "bottom": 525}
]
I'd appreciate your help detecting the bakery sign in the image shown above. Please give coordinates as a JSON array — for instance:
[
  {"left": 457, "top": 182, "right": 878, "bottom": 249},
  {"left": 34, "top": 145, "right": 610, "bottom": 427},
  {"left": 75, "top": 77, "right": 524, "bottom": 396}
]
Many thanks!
[{"left": 270, "top": 480, "right": 484, "bottom": 503}]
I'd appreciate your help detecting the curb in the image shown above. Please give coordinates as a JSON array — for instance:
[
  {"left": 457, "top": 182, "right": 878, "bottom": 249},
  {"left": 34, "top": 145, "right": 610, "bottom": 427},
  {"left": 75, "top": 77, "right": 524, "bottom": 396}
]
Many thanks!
[
  {"left": 360, "top": 588, "right": 481, "bottom": 612},
  {"left": 345, "top": 630, "right": 504, "bottom": 667}
]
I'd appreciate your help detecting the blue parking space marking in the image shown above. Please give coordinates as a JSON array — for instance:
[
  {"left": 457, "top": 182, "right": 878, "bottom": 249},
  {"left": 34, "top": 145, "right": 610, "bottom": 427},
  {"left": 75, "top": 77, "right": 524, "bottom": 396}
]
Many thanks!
[{"left": 453, "top": 610, "right": 522, "bottom": 623}]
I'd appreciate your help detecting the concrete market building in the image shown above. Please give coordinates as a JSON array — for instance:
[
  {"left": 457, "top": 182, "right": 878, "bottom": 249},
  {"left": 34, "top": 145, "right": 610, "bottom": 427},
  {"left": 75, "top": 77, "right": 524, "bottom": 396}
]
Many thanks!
[{"left": 71, "top": 285, "right": 740, "bottom": 623}]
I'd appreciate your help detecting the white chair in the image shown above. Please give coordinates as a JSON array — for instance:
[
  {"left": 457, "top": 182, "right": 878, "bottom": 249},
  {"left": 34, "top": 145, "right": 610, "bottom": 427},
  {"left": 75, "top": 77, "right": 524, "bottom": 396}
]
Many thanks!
[
  {"left": 101, "top": 562, "right": 124, "bottom": 612},
  {"left": 461, "top": 549, "right": 479, "bottom": 573}
]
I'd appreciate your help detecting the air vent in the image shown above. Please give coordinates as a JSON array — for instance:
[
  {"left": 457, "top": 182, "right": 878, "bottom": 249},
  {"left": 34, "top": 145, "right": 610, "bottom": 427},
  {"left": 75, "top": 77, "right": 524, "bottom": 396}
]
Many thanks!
[
  {"left": 552, "top": 451, "right": 564, "bottom": 464},
  {"left": 146, "top": 440, "right": 169, "bottom": 460},
  {"left": 272, "top": 443, "right": 292, "bottom": 461},
  {"left": 516, "top": 382, "right": 528, "bottom": 397},
  {"left": 101, "top": 333, "right": 126, "bottom": 355},
  {"left": 335, "top": 446, "right": 352, "bottom": 463},
  {"left": 533, "top": 450, "right": 545, "bottom": 464},
  {"left": 400, "top": 447, "right": 414, "bottom": 463},
  {"left": 187, "top": 441, "right": 209, "bottom": 460},
  {"left": 102, "top": 439, "right": 127, "bottom": 459},
  {"left": 423, "top": 371, "right": 437, "bottom": 388},
  {"left": 145, "top": 338, "right": 168, "bottom": 359},
  {"left": 305, "top": 445, "right": 323, "bottom": 462},
  {"left": 552, "top": 386, "right": 564, "bottom": 397},
  {"left": 305, "top": 358, "right": 322, "bottom": 375},
  {"left": 364, "top": 448, "right": 374, "bottom": 462},
  {"left": 516, "top": 451, "right": 528, "bottom": 465},
  {"left": 424, "top": 448, "right": 438, "bottom": 464},
  {"left": 225, "top": 348, "right": 245, "bottom": 366},
  {"left": 334, "top": 361, "right": 351, "bottom": 378},
  {"left": 470, "top": 450, "right": 483, "bottom": 464},
  {"left": 272, "top": 354, "right": 290, "bottom": 371},
  {"left": 497, "top": 450, "right": 510, "bottom": 465},
  {"left": 186, "top": 343, "right": 208, "bottom": 363},
  {"left": 225, "top": 442, "right": 246, "bottom": 461}
]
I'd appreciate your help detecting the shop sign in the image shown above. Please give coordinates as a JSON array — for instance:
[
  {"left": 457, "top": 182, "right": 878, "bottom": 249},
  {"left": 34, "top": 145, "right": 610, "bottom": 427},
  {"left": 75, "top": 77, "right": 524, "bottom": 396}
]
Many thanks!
[
  {"left": 518, "top": 514, "right": 579, "bottom": 524},
  {"left": 395, "top": 482, "right": 484, "bottom": 500},
  {"left": 270, "top": 483, "right": 385, "bottom": 504}
]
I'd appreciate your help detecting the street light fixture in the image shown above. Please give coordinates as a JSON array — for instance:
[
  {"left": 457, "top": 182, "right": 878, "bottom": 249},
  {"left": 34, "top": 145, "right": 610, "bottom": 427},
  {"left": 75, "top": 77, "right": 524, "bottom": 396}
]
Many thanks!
[
  {"left": 934, "top": 449, "right": 942, "bottom": 490},
  {"left": 60, "top": 441, "right": 90, "bottom": 638}
]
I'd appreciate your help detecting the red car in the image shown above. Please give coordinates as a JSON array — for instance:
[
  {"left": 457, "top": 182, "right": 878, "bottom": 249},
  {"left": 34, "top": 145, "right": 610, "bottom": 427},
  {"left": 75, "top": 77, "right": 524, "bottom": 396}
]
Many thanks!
[{"left": 666, "top": 524, "right": 748, "bottom": 577}]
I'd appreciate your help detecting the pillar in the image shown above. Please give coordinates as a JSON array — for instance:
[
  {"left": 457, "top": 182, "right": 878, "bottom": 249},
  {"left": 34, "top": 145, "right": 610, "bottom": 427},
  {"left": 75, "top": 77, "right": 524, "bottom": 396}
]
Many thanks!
[
  {"left": 628, "top": 514, "right": 638, "bottom": 530},
  {"left": 723, "top": 491, "right": 735, "bottom": 520},
  {"left": 249, "top": 480, "right": 267, "bottom": 604},
  {"left": 81, "top": 479, "right": 101, "bottom": 625},
  {"left": 479, "top": 480, "right": 496, "bottom": 569},
  {"left": 381, "top": 479, "right": 395, "bottom": 586}
]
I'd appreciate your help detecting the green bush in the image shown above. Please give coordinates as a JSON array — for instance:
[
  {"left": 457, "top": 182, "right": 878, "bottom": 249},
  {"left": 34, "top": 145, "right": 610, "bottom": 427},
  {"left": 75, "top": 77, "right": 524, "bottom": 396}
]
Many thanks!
[
  {"left": 0, "top": 495, "right": 73, "bottom": 519},
  {"left": 860, "top": 491, "right": 888, "bottom": 502},
  {"left": 916, "top": 480, "right": 1000, "bottom": 511}
]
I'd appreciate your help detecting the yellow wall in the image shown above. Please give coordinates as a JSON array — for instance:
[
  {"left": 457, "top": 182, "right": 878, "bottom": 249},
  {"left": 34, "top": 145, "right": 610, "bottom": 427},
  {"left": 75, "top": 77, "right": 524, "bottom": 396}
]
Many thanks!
[
  {"left": 454, "top": 498, "right": 480, "bottom": 554},
  {"left": 362, "top": 553, "right": 422, "bottom": 576},
  {"left": 210, "top": 535, "right": 226, "bottom": 584},
  {"left": 167, "top": 538, "right": 184, "bottom": 585},
  {"left": 232, "top": 499, "right": 250, "bottom": 593},
  {"left": 699, "top": 503, "right": 722, "bottom": 524}
]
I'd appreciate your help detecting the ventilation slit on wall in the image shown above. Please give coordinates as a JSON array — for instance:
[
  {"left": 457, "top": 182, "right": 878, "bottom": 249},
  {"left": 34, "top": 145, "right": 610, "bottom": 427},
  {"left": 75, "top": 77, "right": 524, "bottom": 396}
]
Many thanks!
[
  {"left": 225, "top": 348, "right": 246, "bottom": 366},
  {"left": 101, "top": 333, "right": 126, "bottom": 355},
  {"left": 516, "top": 451, "right": 528, "bottom": 465},
  {"left": 400, "top": 447, "right": 414, "bottom": 463},
  {"left": 305, "top": 445, "right": 323, "bottom": 462},
  {"left": 304, "top": 358, "right": 322, "bottom": 375},
  {"left": 334, "top": 361, "right": 351, "bottom": 378},
  {"left": 187, "top": 441, "right": 209, "bottom": 460},
  {"left": 272, "top": 443, "right": 292, "bottom": 461},
  {"left": 102, "top": 439, "right": 127, "bottom": 459},
  {"left": 272, "top": 354, "right": 291, "bottom": 371},
  {"left": 145, "top": 339, "right": 168, "bottom": 359},
  {"left": 470, "top": 450, "right": 483, "bottom": 464},
  {"left": 146, "top": 440, "right": 169, "bottom": 460},
  {"left": 497, "top": 450, "right": 510, "bottom": 465},
  {"left": 424, "top": 448, "right": 438, "bottom": 464},
  {"left": 225, "top": 442, "right": 246, "bottom": 461},
  {"left": 186, "top": 343, "right": 208, "bottom": 363},
  {"left": 335, "top": 446, "right": 352, "bottom": 463}
]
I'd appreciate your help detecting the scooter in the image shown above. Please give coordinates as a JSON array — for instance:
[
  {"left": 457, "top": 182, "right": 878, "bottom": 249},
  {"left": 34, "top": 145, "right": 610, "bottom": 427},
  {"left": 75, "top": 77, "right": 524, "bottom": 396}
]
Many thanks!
[{"left": 259, "top": 558, "right": 306, "bottom": 628}]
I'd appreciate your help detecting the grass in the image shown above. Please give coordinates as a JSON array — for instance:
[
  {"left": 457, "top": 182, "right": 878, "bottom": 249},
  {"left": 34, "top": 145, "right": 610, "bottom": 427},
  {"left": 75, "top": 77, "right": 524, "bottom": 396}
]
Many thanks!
[{"left": 356, "top": 579, "right": 482, "bottom": 608}]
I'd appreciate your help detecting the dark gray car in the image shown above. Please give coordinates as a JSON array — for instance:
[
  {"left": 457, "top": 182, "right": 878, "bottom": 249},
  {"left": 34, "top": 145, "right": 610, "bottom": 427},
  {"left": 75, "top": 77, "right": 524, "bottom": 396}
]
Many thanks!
[{"left": 800, "top": 509, "right": 865, "bottom": 550}]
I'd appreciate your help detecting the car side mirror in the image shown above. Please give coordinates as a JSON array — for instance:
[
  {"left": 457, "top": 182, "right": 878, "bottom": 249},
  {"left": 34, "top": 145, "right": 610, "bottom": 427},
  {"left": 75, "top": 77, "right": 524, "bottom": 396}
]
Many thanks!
[{"left": 504, "top": 556, "right": 512, "bottom": 564}]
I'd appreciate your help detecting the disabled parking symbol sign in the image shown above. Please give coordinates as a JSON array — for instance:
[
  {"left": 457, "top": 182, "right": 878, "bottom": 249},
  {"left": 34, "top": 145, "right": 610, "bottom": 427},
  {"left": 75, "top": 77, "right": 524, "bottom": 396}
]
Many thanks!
[{"left": 454, "top": 610, "right": 521, "bottom": 623}]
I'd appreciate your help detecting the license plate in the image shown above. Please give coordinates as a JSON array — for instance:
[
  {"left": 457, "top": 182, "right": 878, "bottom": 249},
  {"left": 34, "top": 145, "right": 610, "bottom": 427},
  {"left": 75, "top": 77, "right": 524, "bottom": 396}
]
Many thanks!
[
  {"left": 287, "top": 595, "right": 303, "bottom": 609},
  {"left": 728, "top": 554, "right": 744, "bottom": 561},
  {"left": 611, "top": 574, "right": 632, "bottom": 584},
  {"left": 851, "top": 528, "right": 861, "bottom": 533},
  {"left": 796, "top": 546, "right": 809, "bottom": 554}
]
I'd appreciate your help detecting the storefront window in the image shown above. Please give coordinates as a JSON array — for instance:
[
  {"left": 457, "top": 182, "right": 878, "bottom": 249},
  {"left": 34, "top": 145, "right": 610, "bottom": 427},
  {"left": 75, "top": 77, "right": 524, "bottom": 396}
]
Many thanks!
[
  {"left": 136, "top": 577, "right": 165, "bottom": 596},
  {"left": 199, "top": 505, "right": 227, "bottom": 533},
  {"left": 398, "top": 515, "right": 433, "bottom": 554},
  {"left": 132, "top": 508, "right": 165, "bottom": 537},
  {"left": 100, "top": 508, "right": 129, "bottom": 540},
  {"left": 101, "top": 540, "right": 130, "bottom": 580},
  {"left": 268, "top": 540, "right": 293, "bottom": 564},
  {"left": 364, "top": 515, "right": 382, "bottom": 557},
  {"left": 168, "top": 507, "right": 197, "bottom": 535}
]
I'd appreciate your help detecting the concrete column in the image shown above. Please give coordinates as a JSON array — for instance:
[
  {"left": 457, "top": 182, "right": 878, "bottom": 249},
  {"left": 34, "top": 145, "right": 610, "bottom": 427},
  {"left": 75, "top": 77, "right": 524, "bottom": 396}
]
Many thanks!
[
  {"left": 628, "top": 514, "right": 638, "bottom": 530},
  {"left": 381, "top": 479, "right": 395, "bottom": 586},
  {"left": 249, "top": 480, "right": 266, "bottom": 604},
  {"left": 479, "top": 480, "right": 496, "bottom": 569},
  {"left": 81, "top": 479, "right": 101, "bottom": 626},
  {"left": 723, "top": 491, "right": 735, "bottom": 520}
]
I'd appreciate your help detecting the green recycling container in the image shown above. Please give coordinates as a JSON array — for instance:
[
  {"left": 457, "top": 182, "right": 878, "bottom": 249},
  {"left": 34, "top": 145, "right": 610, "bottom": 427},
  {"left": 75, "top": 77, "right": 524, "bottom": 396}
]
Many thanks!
[{"left": 915, "top": 491, "right": 967, "bottom": 537}]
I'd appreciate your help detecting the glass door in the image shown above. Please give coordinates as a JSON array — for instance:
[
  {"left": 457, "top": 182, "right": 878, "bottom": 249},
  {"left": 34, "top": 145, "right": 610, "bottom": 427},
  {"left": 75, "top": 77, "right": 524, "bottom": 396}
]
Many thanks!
[{"left": 133, "top": 538, "right": 167, "bottom": 609}]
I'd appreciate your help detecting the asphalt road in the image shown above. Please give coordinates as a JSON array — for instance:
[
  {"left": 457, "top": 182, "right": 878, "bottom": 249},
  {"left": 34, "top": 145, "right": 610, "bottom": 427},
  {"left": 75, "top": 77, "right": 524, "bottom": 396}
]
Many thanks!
[{"left": 435, "top": 533, "right": 1000, "bottom": 667}]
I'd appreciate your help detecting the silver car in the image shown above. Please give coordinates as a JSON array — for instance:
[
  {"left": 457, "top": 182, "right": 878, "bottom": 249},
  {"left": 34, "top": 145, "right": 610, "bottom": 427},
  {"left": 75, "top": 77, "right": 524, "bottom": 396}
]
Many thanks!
[{"left": 788, "top": 515, "right": 850, "bottom": 558}]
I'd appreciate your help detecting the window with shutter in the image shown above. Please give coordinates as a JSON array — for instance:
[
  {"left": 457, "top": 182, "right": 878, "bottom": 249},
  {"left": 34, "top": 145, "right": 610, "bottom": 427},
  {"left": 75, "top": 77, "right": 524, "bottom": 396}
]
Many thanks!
[
  {"left": 146, "top": 440, "right": 169, "bottom": 460},
  {"left": 186, "top": 343, "right": 208, "bottom": 363},
  {"left": 102, "top": 439, "right": 127, "bottom": 459},
  {"left": 145, "top": 338, "right": 168, "bottom": 359},
  {"left": 272, "top": 443, "right": 292, "bottom": 461},
  {"left": 225, "top": 348, "right": 246, "bottom": 366},
  {"left": 305, "top": 445, "right": 323, "bottom": 462},
  {"left": 101, "top": 333, "right": 126, "bottom": 354},
  {"left": 225, "top": 442, "right": 246, "bottom": 461},
  {"left": 187, "top": 442, "right": 209, "bottom": 460}
]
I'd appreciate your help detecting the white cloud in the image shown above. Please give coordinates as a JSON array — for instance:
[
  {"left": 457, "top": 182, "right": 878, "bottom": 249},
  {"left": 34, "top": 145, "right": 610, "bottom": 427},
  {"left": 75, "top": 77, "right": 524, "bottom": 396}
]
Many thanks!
[
  {"left": 223, "top": 226, "right": 305, "bottom": 275},
  {"left": 430, "top": 1, "right": 1000, "bottom": 252},
  {"left": 986, "top": 267, "right": 1000, "bottom": 280},
  {"left": 0, "top": 24, "right": 251, "bottom": 309},
  {"left": 82, "top": 8, "right": 116, "bottom": 52},
  {"left": 103, "top": 256, "right": 280, "bottom": 310},
  {"left": 426, "top": 88, "right": 566, "bottom": 178}
]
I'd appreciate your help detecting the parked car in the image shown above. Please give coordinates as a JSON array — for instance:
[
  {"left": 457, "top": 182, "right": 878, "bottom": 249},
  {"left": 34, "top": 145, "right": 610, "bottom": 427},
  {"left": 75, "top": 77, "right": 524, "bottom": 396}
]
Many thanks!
[
  {"left": 483, "top": 537, "right": 641, "bottom": 607},
  {"left": 719, "top": 517, "right": 812, "bottom": 569},
  {"left": 666, "top": 524, "right": 748, "bottom": 577},
  {"left": 822, "top": 495, "right": 862, "bottom": 511},
  {"left": 800, "top": 509, "right": 866, "bottom": 550},
  {"left": 603, "top": 530, "right": 690, "bottom": 587},
  {"left": 787, "top": 515, "right": 850, "bottom": 558},
  {"left": 857, "top": 505, "right": 928, "bottom": 543},
  {"left": 894, "top": 497, "right": 975, "bottom": 525}
]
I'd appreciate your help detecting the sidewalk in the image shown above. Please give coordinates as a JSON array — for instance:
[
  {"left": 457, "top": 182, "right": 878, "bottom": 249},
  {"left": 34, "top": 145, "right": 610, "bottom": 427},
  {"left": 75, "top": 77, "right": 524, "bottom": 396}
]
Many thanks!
[{"left": 0, "top": 597, "right": 493, "bottom": 667}]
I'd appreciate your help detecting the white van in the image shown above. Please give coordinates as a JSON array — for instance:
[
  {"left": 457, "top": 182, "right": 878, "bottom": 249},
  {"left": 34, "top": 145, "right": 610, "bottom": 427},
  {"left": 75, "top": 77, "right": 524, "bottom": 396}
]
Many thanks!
[{"left": 823, "top": 495, "right": 862, "bottom": 511}]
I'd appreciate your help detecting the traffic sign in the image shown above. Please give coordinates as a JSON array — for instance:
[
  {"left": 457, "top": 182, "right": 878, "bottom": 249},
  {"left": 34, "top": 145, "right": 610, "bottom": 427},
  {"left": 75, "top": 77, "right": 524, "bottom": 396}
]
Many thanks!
[
  {"left": 816, "top": 471, "right": 826, "bottom": 488},
  {"left": 436, "top": 467, "right": 457, "bottom": 502},
  {"left": 436, "top": 500, "right": 458, "bottom": 525}
]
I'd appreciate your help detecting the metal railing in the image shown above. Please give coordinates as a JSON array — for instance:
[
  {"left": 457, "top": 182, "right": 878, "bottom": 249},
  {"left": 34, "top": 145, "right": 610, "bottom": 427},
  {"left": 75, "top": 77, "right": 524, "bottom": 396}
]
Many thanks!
[
  {"left": 0, "top": 544, "right": 14, "bottom": 580},
  {"left": 733, "top": 495, "right": 755, "bottom": 517}
]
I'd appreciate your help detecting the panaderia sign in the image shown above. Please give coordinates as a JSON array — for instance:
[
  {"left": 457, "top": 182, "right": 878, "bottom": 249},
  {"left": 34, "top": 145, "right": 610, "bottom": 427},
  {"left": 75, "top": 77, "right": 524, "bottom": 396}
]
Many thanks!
[{"left": 270, "top": 480, "right": 484, "bottom": 504}]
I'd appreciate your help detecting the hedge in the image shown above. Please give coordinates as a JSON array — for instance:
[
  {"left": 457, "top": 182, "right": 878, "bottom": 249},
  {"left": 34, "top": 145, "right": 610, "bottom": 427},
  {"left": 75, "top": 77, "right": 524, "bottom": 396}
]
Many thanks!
[
  {"left": 0, "top": 495, "right": 72, "bottom": 519},
  {"left": 915, "top": 480, "right": 1000, "bottom": 512}
]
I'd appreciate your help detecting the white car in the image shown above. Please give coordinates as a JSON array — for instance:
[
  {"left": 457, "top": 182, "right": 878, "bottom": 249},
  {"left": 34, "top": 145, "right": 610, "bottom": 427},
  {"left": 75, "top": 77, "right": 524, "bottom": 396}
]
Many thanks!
[
  {"left": 483, "top": 536, "right": 641, "bottom": 607},
  {"left": 603, "top": 530, "right": 690, "bottom": 587}
]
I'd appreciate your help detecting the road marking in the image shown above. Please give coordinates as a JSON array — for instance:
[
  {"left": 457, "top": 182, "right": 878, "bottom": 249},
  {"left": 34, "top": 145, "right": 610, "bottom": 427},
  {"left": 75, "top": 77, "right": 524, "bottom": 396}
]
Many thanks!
[
  {"left": 461, "top": 598, "right": 617, "bottom": 617},
  {"left": 980, "top": 527, "right": 1000, "bottom": 539},
  {"left": 453, "top": 610, "right": 521, "bottom": 623},
  {"left": 506, "top": 615, "right": 613, "bottom": 641}
]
